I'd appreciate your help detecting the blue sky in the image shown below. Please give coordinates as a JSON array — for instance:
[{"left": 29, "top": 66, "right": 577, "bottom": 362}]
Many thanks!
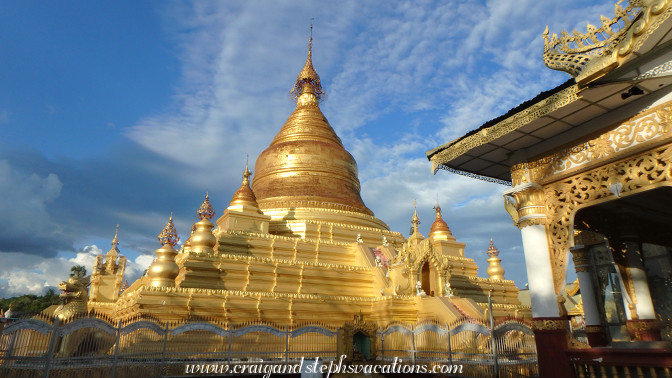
[{"left": 0, "top": 0, "right": 617, "bottom": 297}]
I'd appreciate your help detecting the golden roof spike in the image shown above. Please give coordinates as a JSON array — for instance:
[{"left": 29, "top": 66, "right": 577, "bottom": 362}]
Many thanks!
[
  {"left": 158, "top": 214, "right": 180, "bottom": 247},
  {"left": 229, "top": 164, "right": 258, "bottom": 207},
  {"left": 111, "top": 224, "right": 119, "bottom": 247},
  {"left": 105, "top": 224, "right": 121, "bottom": 267},
  {"left": 290, "top": 22, "right": 325, "bottom": 101},
  {"left": 411, "top": 200, "right": 420, "bottom": 232},
  {"left": 197, "top": 192, "right": 216, "bottom": 220},
  {"left": 243, "top": 160, "right": 252, "bottom": 185},
  {"left": 486, "top": 238, "right": 505, "bottom": 281},
  {"left": 429, "top": 200, "right": 452, "bottom": 240}
]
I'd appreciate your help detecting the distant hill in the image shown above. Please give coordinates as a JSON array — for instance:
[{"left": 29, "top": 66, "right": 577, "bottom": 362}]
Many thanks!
[{"left": 0, "top": 288, "right": 61, "bottom": 317}]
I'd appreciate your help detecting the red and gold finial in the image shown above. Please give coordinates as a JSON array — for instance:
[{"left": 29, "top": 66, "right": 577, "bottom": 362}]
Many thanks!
[
  {"left": 486, "top": 238, "right": 500, "bottom": 257},
  {"left": 197, "top": 192, "right": 216, "bottom": 220},
  {"left": 158, "top": 213, "right": 180, "bottom": 247},
  {"left": 290, "top": 22, "right": 325, "bottom": 101}
]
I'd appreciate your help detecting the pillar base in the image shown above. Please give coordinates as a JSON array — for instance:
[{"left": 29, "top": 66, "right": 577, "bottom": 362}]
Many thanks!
[
  {"left": 585, "top": 324, "right": 608, "bottom": 347},
  {"left": 532, "top": 317, "right": 575, "bottom": 378},
  {"left": 626, "top": 319, "right": 661, "bottom": 341}
]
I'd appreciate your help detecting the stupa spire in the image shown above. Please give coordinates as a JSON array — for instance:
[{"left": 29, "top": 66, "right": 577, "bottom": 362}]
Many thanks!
[
  {"left": 486, "top": 238, "right": 506, "bottom": 281},
  {"left": 290, "top": 23, "right": 325, "bottom": 101},
  {"left": 111, "top": 224, "right": 119, "bottom": 248},
  {"left": 158, "top": 213, "right": 180, "bottom": 247},
  {"left": 429, "top": 201, "right": 452, "bottom": 240},
  {"left": 188, "top": 193, "right": 216, "bottom": 255},
  {"left": 148, "top": 214, "right": 180, "bottom": 287},
  {"left": 197, "top": 193, "right": 216, "bottom": 220},
  {"left": 229, "top": 163, "right": 258, "bottom": 208},
  {"left": 105, "top": 224, "right": 120, "bottom": 271},
  {"left": 251, "top": 30, "right": 374, "bottom": 218},
  {"left": 411, "top": 200, "right": 420, "bottom": 235}
]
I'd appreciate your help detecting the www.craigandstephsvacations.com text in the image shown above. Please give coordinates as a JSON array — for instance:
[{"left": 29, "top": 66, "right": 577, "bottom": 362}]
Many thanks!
[{"left": 184, "top": 355, "right": 463, "bottom": 377}]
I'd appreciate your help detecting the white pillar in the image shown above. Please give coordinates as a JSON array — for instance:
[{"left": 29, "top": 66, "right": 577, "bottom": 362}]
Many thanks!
[{"left": 520, "top": 224, "right": 557, "bottom": 317}]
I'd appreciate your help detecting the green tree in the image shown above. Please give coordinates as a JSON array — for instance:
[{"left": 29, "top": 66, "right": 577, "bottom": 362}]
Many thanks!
[
  {"left": 1, "top": 288, "right": 61, "bottom": 316},
  {"left": 70, "top": 265, "right": 87, "bottom": 277}
]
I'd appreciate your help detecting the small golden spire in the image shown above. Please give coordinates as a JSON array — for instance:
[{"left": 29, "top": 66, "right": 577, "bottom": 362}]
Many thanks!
[
  {"left": 243, "top": 162, "right": 252, "bottom": 186},
  {"left": 290, "top": 22, "right": 325, "bottom": 101},
  {"left": 429, "top": 201, "right": 452, "bottom": 240},
  {"left": 157, "top": 213, "right": 180, "bottom": 247},
  {"left": 188, "top": 194, "right": 216, "bottom": 255},
  {"left": 197, "top": 193, "right": 216, "bottom": 220},
  {"left": 111, "top": 224, "right": 119, "bottom": 248},
  {"left": 229, "top": 164, "right": 258, "bottom": 207},
  {"left": 486, "top": 238, "right": 505, "bottom": 281},
  {"left": 105, "top": 225, "right": 120, "bottom": 272},
  {"left": 411, "top": 200, "right": 420, "bottom": 230}
]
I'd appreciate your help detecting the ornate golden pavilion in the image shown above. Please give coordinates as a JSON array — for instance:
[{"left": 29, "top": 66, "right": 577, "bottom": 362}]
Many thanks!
[
  {"left": 427, "top": 1, "right": 672, "bottom": 376},
  {"left": 76, "top": 35, "right": 528, "bottom": 327}
]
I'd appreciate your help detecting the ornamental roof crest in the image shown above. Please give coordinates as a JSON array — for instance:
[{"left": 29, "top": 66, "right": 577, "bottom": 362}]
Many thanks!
[{"left": 543, "top": 0, "right": 672, "bottom": 85}]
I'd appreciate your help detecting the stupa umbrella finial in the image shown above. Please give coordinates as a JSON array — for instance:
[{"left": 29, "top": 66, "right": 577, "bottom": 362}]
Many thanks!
[
  {"left": 290, "top": 23, "right": 325, "bottom": 101},
  {"left": 158, "top": 213, "right": 180, "bottom": 247}
]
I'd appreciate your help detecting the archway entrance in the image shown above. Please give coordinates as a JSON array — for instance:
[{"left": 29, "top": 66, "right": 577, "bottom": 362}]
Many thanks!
[
  {"left": 420, "top": 261, "right": 436, "bottom": 296},
  {"left": 352, "top": 331, "right": 371, "bottom": 361}
]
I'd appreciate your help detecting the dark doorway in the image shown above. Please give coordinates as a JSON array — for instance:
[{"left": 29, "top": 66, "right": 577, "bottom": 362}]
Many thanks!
[
  {"left": 352, "top": 331, "right": 371, "bottom": 361},
  {"left": 421, "top": 261, "right": 432, "bottom": 296}
]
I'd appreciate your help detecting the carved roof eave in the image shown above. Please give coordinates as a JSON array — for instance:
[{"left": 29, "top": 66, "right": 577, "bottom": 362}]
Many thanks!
[
  {"left": 427, "top": 1, "right": 672, "bottom": 179},
  {"left": 427, "top": 81, "right": 581, "bottom": 174},
  {"left": 544, "top": 0, "right": 672, "bottom": 87}
]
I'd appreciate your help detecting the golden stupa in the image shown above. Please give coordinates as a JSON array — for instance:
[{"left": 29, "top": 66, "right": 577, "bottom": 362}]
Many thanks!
[{"left": 84, "top": 35, "right": 528, "bottom": 326}]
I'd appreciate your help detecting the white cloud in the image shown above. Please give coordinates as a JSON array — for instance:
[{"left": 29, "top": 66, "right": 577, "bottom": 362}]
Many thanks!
[
  {"left": 0, "top": 160, "right": 71, "bottom": 256},
  {"left": 0, "top": 246, "right": 153, "bottom": 298}
]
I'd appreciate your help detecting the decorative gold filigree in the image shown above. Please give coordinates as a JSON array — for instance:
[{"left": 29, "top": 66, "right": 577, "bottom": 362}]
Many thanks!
[
  {"left": 543, "top": 1, "right": 639, "bottom": 78},
  {"left": 158, "top": 214, "right": 180, "bottom": 247},
  {"left": 532, "top": 318, "right": 570, "bottom": 331},
  {"left": 518, "top": 218, "right": 547, "bottom": 229},
  {"left": 197, "top": 193, "right": 216, "bottom": 220},
  {"left": 543, "top": 0, "right": 672, "bottom": 85},
  {"left": 430, "top": 85, "right": 580, "bottom": 172},
  {"left": 504, "top": 184, "right": 547, "bottom": 229},
  {"left": 544, "top": 143, "right": 672, "bottom": 294},
  {"left": 511, "top": 101, "right": 672, "bottom": 186}
]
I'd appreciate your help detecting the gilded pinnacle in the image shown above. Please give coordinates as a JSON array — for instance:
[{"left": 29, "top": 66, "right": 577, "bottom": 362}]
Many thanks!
[
  {"left": 243, "top": 163, "right": 252, "bottom": 185},
  {"left": 158, "top": 214, "right": 180, "bottom": 247},
  {"left": 429, "top": 201, "right": 452, "bottom": 240},
  {"left": 197, "top": 193, "right": 216, "bottom": 220},
  {"left": 290, "top": 24, "right": 325, "bottom": 101},
  {"left": 111, "top": 224, "right": 119, "bottom": 247},
  {"left": 487, "top": 238, "right": 500, "bottom": 257}
]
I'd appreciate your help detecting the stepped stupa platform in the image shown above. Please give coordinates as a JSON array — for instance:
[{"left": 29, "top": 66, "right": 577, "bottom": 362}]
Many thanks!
[{"left": 82, "top": 32, "right": 529, "bottom": 327}]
